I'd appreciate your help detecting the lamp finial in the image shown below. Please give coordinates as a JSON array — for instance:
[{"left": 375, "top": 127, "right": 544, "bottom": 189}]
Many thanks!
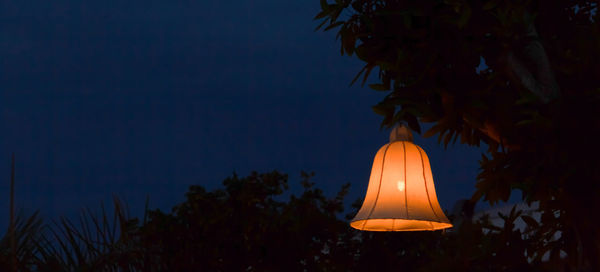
[{"left": 390, "top": 124, "right": 413, "bottom": 142}]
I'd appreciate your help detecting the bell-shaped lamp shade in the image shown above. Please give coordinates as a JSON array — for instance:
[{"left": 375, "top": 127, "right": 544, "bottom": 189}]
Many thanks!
[{"left": 350, "top": 125, "right": 453, "bottom": 231}]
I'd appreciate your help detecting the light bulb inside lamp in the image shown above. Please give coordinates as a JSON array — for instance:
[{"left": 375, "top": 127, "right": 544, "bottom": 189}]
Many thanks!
[{"left": 397, "top": 180, "right": 405, "bottom": 192}]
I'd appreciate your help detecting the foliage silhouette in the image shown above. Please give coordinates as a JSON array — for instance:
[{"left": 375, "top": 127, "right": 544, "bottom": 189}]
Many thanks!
[
  {"left": 33, "top": 198, "right": 142, "bottom": 271},
  {"left": 138, "top": 171, "right": 542, "bottom": 271},
  {"left": 0, "top": 171, "right": 568, "bottom": 271},
  {"left": 0, "top": 211, "right": 44, "bottom": 271},
  {"left": 0, "top": 200, "right": 142, "bottom": 271},
  {"left": 316, "top": 0, "right": 600, "bottom": 270},
  {"left": 139, "top": 171, "right": 351, "bottom": 271}
]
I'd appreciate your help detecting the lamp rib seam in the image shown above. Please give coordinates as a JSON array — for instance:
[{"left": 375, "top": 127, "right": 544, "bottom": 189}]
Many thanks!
[
  {"left": 403, "top": 142, "right": 409, "bottom": 219},
  {"left": 363, "top": 143, "right": 392, "bottom": 230},
  {"left": 417, "top": 146, "right": 441, "bottom": 223}
]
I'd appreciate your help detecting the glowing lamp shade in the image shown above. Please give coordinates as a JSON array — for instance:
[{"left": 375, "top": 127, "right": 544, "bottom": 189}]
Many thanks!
[{"left": 350, "top": 125, "right": 453, "bottom": 231}]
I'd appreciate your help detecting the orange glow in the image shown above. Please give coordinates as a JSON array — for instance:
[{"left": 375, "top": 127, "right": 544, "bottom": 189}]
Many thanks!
[{"left": 350, "top": 126, "right": 453, "bottom": 232}]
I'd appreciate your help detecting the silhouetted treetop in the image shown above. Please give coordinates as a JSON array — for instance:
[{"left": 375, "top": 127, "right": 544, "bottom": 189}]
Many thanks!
[{"left": 317, "top": 0, "right": 600, "bottom": 270}]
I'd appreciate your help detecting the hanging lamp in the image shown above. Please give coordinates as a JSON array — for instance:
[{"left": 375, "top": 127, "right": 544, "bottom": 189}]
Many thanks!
[{"left": 350, "top": 125, "right": 453, "bottom": 231}]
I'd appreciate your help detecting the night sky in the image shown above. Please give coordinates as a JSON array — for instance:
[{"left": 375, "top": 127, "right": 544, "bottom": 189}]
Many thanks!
[{"left": 1, "top": 0, "right": 488, "bottom": 228}]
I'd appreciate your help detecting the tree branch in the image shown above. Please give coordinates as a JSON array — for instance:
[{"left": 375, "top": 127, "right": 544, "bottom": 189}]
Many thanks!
[{"left": 507, "top": 21, "right": 560, "bottom": 103}]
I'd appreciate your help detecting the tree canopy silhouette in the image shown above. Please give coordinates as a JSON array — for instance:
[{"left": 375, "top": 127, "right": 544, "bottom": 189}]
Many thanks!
[
  {"left": 137, "top": 171, "right": 548, "bottom": 271},
  {"left": 139, "top": 171, "right": 351, "bottom": 271},
  {"left": 316, "top": 0, "right": 600, "bottom": 270},
  {"left": 137, "top": 171, "right": 537, "bottom": 271},
  {"left": 0, "top": 171, "right": 561, "bottom": 271}
]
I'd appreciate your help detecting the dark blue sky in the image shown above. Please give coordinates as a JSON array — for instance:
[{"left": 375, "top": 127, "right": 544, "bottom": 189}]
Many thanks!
[{"left": 1, "top": 0, "right": 487, "bottom": 227}]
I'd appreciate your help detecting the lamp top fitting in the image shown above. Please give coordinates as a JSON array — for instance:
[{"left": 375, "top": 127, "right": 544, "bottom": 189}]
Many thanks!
[{"left": 389, "top": 124, "right": 414, "bottom": 142}]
